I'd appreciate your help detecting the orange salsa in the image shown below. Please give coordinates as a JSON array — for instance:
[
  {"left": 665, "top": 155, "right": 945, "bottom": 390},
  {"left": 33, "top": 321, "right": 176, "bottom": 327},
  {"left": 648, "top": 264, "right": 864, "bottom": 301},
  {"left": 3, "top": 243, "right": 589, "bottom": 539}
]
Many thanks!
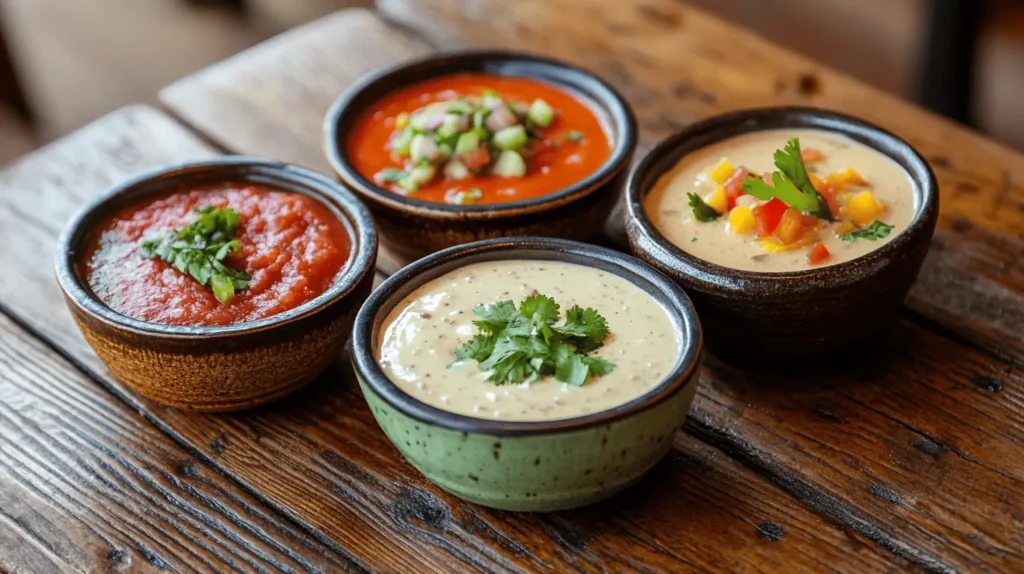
[
  {"left": 84, "top": 184, "right": 351, "bottom": 326},
  {"left": 347, "top": 73, "right": 612, "bottom": 205}
]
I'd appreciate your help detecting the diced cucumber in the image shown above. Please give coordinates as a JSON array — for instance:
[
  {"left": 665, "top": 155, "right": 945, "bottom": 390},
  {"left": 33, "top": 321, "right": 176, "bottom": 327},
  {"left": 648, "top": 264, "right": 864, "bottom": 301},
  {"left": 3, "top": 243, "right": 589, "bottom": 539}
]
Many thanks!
[
  {"left": 492, "top": 150, "right": 527, "bottom": 178},
  {"left": 397, "top": 163, "right": 436, "bottom": 191},
  {"left": 447, "top": 99, "right": 474, "bottom": 115},
  {"left": 375, "top": 167, "right": 406, "bottom": 183},
  {"left": 437, "top": 142, "right": 453, "bottom": 160},
  {"left": 472, "top": 109, "right": 486, "bottom": 129},
  {"left": 408, "top": 112, "right": 432, "bottom": 132},
  {"left": 447, "top": 188, "right": 484, "bottom": 205},
  {"left": 481, "top": 92, "right": 504, "bottom": 110},
  {"left": 443, "top": 160, "right": 470, "bottom": 180},
  {"left": 436, "top": 114, "right": 467, "bottom": 139},
  {"left": 527, "top": 99, "right": 554, "bottom": 128},
  {"left": 492, "top": 125, "right": 528, "bottom": 150},
  {"left": 391, "top": 127, "right": 414, "bottom": 156},
  {"left": 455, "top": 132, "right": 481, "bottom": 156}
]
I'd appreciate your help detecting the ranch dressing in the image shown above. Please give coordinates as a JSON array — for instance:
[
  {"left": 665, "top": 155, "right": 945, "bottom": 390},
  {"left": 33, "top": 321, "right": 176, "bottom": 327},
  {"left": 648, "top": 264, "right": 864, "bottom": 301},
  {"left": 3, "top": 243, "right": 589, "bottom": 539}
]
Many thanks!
[
  {"left": 376, "top": 260, "right": 680, "bottom": 421},
  {"left": 645, "top": 129, "right": 917, "bottom": 271}
]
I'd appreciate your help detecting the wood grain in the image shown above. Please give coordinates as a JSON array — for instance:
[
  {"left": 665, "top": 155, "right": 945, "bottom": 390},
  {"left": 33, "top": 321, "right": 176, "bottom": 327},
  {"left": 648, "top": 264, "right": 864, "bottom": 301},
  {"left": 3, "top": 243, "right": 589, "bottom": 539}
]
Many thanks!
[{"left": 0, "top": 105, "right": 904, "bottom": 571}]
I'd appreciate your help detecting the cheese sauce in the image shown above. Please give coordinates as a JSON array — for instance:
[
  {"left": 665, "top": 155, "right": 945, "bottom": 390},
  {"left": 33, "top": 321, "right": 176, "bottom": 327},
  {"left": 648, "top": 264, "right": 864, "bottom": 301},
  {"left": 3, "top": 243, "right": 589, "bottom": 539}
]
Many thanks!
[
  {"left": 376, "top": 260, "right": 679, "bottom": 421},
  {"left": 645, "top": 129, "right": 917, "bottom": 271}
]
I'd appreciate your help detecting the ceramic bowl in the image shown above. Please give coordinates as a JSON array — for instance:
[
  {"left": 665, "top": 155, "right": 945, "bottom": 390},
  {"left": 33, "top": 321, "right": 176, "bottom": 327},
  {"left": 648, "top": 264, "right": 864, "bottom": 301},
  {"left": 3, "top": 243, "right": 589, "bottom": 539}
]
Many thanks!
[
  {"left": 323, "top": 51, "right": 637, "bottom": 267},
  {"left": 625, "top": 107, "right": 939, "bottom": 365},
  {"left": 55, "top": 157, "right": 377, "bottom": 411},
  {"left": 351, "top": 237, "right": 702, "bottom": 511}
]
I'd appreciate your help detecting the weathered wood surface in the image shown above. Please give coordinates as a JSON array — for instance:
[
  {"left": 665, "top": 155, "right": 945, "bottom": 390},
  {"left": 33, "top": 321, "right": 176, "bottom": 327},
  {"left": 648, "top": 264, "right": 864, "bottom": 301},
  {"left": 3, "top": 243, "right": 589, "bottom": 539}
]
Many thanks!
[
  {"left": 151, "top": 4, "right": 1024, "bottom": 571},
  {"left": 0, "top": 104, "right": 907, "bottom": 571},
  {"left": 0, "top": 106, "right": 354, "bottom": 572}
]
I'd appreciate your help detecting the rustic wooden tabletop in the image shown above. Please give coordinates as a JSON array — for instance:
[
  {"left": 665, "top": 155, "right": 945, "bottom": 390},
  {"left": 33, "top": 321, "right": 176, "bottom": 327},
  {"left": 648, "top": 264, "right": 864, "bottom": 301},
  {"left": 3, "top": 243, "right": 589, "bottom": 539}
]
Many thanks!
[{"left": 1, "top": 2, "right": 1021, "bottom": 572}]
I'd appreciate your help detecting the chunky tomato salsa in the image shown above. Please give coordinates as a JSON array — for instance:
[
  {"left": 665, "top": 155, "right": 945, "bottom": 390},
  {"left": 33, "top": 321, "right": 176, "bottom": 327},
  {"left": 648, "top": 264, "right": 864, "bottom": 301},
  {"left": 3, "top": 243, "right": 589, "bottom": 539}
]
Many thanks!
[
  {"left": 84, "top": 184, "right": 351, "bottom": 326},
  {"left": 347, "top": 73, "right": 612, "bottom": 205}
]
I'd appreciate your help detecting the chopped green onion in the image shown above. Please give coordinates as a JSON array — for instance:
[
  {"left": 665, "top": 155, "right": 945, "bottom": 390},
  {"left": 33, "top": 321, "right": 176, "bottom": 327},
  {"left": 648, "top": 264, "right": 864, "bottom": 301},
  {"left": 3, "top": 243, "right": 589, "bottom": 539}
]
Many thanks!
[{"left": 375, "top": 167, "right": 406, "bottom": 183}]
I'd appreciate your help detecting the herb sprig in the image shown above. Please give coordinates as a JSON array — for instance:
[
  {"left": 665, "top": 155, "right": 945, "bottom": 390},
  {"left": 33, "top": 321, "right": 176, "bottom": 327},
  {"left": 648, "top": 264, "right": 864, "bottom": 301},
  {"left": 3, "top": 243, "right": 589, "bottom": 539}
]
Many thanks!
[
  {"left": 450, "top": 294, "right": 615, "bottom": 386},
  {"left": 741, "top": 138, "right": 833, "bottom": 220},
  {"left": 139, "top": 205, "right": 252, "bottom": 302},
  {"left": 687, "top": 192, "right": 720, "bottom": 222},
  {"left": 841, "top": 220, "right": 893, "bottom": 243}
]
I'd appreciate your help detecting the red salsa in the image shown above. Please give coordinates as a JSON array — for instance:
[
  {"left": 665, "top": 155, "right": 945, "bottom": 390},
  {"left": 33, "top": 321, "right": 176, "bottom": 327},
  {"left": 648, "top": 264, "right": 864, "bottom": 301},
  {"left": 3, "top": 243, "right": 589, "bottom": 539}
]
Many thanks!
[
  {"left": 347, "top": 73, "right": 612, "bottom": 205},
  {"left": 84, "top": 183, "right": 351, "bottom": 326}
]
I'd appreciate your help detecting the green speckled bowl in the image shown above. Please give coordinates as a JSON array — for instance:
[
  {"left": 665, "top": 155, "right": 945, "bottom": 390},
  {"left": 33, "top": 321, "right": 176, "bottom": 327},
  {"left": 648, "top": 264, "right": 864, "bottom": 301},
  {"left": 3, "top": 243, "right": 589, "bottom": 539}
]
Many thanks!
[{"left": 352, "top": 237, "right": 702, "bottom": 511}]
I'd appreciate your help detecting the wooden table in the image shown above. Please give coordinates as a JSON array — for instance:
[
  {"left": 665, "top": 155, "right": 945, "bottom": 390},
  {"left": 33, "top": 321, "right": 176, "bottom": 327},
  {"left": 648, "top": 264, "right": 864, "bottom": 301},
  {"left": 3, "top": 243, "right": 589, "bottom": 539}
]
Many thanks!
[{"left": 1, "top": 3, "right": 1021, "bottom": 572}]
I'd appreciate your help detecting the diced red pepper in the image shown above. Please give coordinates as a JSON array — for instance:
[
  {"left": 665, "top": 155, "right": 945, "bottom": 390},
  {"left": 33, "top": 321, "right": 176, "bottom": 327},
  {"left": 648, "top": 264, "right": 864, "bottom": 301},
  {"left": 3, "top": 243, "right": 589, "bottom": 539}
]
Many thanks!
[
  {"left": 801, "top": 148, "right": 824, "bottom": 163},
  {"left": 723, "top": 167, "right": 751, "bottom": 209},
  {"left": 808, "top": 242, "right": 831, "bottom": 265},
  {"left": 753, "top": 198, "right": 788, "bottom": 237},
  {"left": 460, "top": 146, "right": 491, "bottom": 169}
]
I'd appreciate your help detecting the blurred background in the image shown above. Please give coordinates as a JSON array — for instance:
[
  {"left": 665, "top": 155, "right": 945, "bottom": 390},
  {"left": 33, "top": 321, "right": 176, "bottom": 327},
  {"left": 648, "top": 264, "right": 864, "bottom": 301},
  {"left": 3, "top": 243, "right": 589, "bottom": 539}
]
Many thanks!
[{"left": 0, "top": 0, "right": 1022, "bottom": 165}]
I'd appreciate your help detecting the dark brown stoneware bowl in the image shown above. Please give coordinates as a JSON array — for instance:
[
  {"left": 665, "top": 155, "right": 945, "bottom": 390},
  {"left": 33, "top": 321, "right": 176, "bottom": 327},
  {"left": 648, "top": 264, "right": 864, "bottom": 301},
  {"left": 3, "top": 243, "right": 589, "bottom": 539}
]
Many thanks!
[
  {"left": 55, "top": 157, "right": 377, "bottom": 411},
  {"left": 323, "top": 51, "right": 637, "bottom": 266},
  {"left": 624, "top": 107, "right": 939, "bottom": 365}
]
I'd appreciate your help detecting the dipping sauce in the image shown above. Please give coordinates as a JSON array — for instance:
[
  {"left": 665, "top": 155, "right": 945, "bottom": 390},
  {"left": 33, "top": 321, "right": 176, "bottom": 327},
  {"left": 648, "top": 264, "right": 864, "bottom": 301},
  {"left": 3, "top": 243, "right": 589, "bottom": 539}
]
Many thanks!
[
  {"left": 376, "top": 260, "right": 679, "bottom": 421},
  {"left": 348, "top": 73, "right": 612, "bottom": 206},
  {"left": 84, "top": 183, "right": 351, "bottom": 326},
  {"left": 645, "top": 129, "right": 916, "bottom": 271}
]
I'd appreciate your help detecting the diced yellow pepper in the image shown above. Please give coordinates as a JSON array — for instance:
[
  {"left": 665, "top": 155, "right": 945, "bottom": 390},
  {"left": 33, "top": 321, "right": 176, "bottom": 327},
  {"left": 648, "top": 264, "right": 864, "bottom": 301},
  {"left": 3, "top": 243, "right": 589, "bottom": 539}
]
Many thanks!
[
  {"left": 705, "top": 186, "right": 728, "bottom": 214},
  {"left": 759, "top": 234, "right": 816, "bottom": 253},
  {"left": 843, "top": 191, "right": 885, "bottom": 226},
  {"left": 729, "top": 205, "right": 755, "bottom": 234},
  {"left": 834, "top": 220, "right": 858, "bottom": 236},
  {"left": 708, "top": 159, "right": 735, "bottom": 185},
  {"left": 826, "top": 167, "right": 868, "bottom": 189},
  {"left": 395, "top": 112, "right": 410, "bottom": 130}
]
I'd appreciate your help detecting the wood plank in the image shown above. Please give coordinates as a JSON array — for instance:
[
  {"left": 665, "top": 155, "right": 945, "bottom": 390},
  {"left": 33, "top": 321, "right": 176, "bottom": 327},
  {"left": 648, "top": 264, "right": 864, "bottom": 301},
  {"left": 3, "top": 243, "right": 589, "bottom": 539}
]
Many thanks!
[
  {"left": 0, "top": 312, "right": 361, "bottom": 573},
  {"left": 0, "top": 106, "right": 903, "bottom": 571}
]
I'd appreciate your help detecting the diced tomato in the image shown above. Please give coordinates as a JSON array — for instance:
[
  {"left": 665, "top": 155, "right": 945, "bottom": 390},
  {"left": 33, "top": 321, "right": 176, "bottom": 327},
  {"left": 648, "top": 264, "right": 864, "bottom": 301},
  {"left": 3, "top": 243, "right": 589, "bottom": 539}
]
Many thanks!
[
  {"left": 723, "top": 167, "right": 751, "bottom": 209},
  {"left": 773, "top": 208, "right": 806, "bottom": 244},
  {"left": 753, "top": 198, "right": 788, "bottom": 237},
  {"left": 801, "top": 148, "right": 824, "bottom": 163},
  {"left": 808, "top": 242, "right": 831, "bottom": 265},
  {"left": 460, "top": 146, "right": 491, "bottom": 169},
  {"left": 814, "top": 182, "right": 841, "bottom": 217}
]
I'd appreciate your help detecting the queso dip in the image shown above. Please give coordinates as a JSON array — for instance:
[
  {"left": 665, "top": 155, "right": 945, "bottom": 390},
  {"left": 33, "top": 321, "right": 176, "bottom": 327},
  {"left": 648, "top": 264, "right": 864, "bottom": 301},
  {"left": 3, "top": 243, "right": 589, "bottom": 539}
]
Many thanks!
[
  {"left": 645, "top": 129, "right": 916, "bottom": 271},
  {"left": 376, "top": 260, "right": 679, "bottom": 421}
]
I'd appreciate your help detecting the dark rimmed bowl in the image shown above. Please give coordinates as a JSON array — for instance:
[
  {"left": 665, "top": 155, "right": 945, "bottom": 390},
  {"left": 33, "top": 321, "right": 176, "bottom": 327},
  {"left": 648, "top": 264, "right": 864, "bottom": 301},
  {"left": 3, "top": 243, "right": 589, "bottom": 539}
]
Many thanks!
[
  {"left": 625, "top": 107, "right": 939, "bottom": 365},
  {"left": 352, "top": 237, "right": 702, "bottom": 511},
  {"left": 55, "top": 157, "right": 378, "bottom": 411},
  {"left": 323, "top": 51, "right": 637, "bottom": 266}
]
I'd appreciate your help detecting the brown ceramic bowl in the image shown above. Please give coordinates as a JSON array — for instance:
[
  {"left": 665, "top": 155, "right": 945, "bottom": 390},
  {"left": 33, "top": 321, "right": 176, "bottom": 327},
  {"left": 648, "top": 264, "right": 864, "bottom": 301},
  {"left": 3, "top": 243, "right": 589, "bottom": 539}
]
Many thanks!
[
  {"left": 322, "top": 51, "right": 637, "bottom": 266},
  {"left": 624, "top": 107, "right": 939, "bottom": 365},
  {"left": 55, "top": 157, "right": 377, "bottom": 411}
]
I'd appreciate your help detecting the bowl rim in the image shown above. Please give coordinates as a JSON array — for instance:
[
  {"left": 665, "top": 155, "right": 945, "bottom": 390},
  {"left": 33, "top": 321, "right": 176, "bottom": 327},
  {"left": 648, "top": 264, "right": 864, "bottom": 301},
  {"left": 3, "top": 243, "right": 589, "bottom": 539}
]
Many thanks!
[
  {"left": 54, "top": 156, "right": 378, "bottom": 339},
  {"left": 322, "top": 50, "right": 638, "bottom": 218},
  {"left": 351, "top": 237, "right": 703, "bottom": 436},
  {"left": 624, "top": 106, "right": 939, "bottom": 290}
]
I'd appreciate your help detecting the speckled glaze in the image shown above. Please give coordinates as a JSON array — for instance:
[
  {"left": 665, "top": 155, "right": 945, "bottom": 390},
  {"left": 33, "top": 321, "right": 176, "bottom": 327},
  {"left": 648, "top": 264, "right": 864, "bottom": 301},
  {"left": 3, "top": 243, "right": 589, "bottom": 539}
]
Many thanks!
[
  {"left": 55, "top": 158, "right": 377, "bottom": 411},
  {"left": 323, "top": 52, "right": 638, "bottom": 266},
  {"left": 351, "top": 238, "right": 702, "bottom": 511},
  {"left": 625, "top": 108, "right": 939, "bottom": 365}
]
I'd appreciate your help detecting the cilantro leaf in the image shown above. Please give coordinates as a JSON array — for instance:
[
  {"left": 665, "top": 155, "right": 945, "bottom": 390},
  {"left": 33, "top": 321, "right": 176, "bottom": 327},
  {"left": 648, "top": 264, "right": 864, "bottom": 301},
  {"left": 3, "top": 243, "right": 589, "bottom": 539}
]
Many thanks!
[
  {"left": 139, "top": 205, "right": 251, "bottom": 302},
  {"left": 449, "top": 294, "right": 614, "bottom": 386},
  {"left": 558, "top": 305, "right": 610, "bottom": 352},
  {"left": 519, "top": 294, "right": 559, "bottom": 325},
  {"left": 841, "top": 220, "right": 894, "bottom": 243},
  {"left": 741, "top": 138, "right": 833, "bottom": 220},
  {"left": 687, "top": 192, "right": 720, "bottom": 222}
]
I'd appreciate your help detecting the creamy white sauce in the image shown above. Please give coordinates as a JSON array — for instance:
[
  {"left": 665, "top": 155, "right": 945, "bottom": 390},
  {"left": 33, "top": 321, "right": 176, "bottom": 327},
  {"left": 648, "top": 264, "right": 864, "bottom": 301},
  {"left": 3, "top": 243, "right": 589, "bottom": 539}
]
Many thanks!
[
  {"left": 376, "top": 260, "right": 680, "bottom": 421},
  {"left": 645, "top": 129, "right": 917, "bottom": 271}
]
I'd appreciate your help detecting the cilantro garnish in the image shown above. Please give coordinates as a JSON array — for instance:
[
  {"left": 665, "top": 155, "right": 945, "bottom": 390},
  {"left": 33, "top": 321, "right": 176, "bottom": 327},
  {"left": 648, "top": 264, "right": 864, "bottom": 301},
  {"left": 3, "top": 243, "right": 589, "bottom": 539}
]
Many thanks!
[
  {"left": 687, "top": 192, "right": 720, "bottom": 222},
  {"left": 841, "top": 220, "right": 893, "bottom": 243},
  {"left": 139, "top": 205, "right": 252, "bottom": 302},
  {"left": 741, "top": 138, "right": 833, "bottom": 221},
  {"left": 450, "top": 293, "right": 615, "bottom": 386}
]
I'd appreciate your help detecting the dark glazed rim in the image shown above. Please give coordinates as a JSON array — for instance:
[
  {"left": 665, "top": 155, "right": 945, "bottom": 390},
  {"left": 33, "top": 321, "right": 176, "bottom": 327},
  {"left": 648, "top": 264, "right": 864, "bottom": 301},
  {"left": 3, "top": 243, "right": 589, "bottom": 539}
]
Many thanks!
[
  {"left": 352, "top": 237, "right": 702, "bottom": 436},
  {"left": 323, "top": 50, "right": 637, "bottom": 219},
  {"left": 625, "top": 106, "right": 939, "bottom": 292},
  {"left": 54, "top": 156, "right": 378, "bottom": 339}
]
